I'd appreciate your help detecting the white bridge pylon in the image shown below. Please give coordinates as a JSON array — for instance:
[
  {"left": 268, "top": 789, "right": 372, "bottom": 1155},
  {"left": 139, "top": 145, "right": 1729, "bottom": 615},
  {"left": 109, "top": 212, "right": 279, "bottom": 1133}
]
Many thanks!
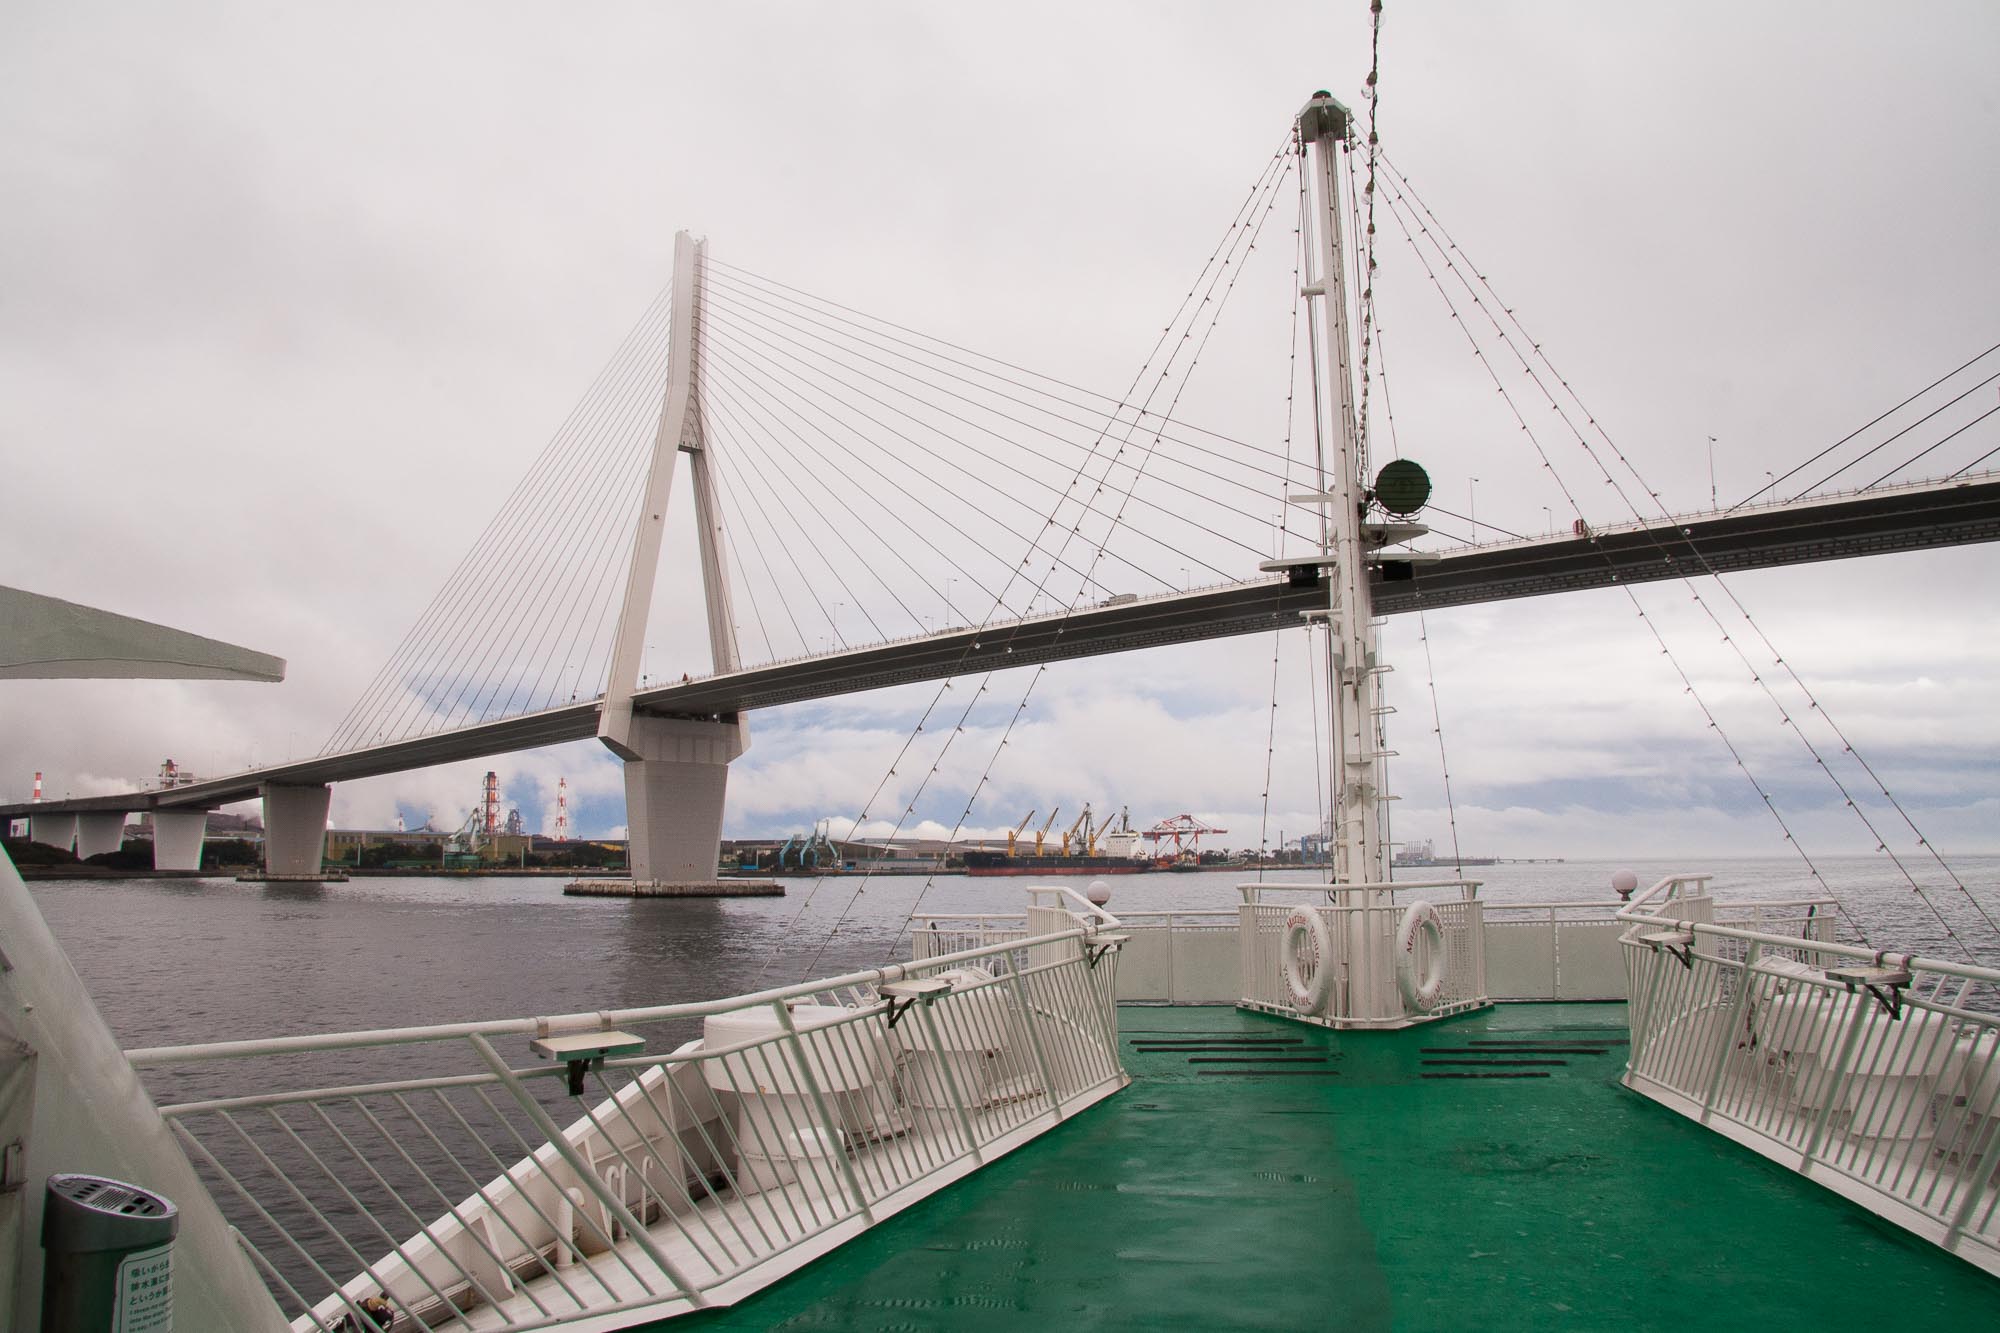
[{"left": 598, "top": 230, "right": 749, "bottom": 888}]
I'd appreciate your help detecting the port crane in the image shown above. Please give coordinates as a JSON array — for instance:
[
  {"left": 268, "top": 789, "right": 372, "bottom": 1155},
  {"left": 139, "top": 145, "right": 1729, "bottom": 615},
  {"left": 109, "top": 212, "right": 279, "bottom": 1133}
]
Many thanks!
[
  {"left": 1005, "top": 810, "right": 1036, "bottom": 857},
  {"left": 1033, "top": 806, "right": 1060, "bottom": 856},
  {"left": 1060, "top": 806, "right": 1092, "bottom": 856},
  {"left": 1143, "top": 814, "right": 1227, "bottom": 866}
]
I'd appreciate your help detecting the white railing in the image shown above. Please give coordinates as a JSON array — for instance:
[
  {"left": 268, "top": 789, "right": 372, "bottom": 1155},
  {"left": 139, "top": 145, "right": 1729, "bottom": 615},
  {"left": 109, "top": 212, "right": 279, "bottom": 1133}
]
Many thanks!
[
  {"left": 131, "top": 927, "right": 1127, "bottom": 1330},
  {"left": 1619, "top": 885, "right": 2000, "bottom": 1276},
  {"left": 913, "top": 906, "right": 1239, "bottom": 1004},
  {"left": 1484, "top": 895, "right": 1837, "bottom": 1001},
  {"left": 1237, "top": 881, "right": 1487, "bottom": 1027}
]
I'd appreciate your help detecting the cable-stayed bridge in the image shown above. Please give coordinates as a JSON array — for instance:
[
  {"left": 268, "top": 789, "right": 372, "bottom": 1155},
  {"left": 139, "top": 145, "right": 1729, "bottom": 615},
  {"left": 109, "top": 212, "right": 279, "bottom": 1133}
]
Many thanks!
[{"left": 9, "top": 218, "right": 1999, "bottom": 882}]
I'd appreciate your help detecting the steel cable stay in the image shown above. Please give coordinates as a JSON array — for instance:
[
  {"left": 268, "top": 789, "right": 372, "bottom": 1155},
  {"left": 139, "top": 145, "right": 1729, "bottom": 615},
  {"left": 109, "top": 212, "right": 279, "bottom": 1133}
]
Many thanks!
[
  {"left": 696, "top": 338, "right": 1033, "bottom": 629},
  {"left": 701, "top": 389, "right": 899, "bottom": 655},
  {"left": 479, "top": 325, "right": 682, "bottom": 722},
  {"left": 698, "top": 308, "right": 1221, "bottom": 594},
  {"left": 352, "top": 289, "right": 670, "bottom": 739},
  {"left": 851, "top": 117, "right": 1299, "bottom": 963},
  {"left": 1382, "top": 163, "right": 2000, "bottom": 955},
  {"left": 778, "top": 141, "right": 1301, "bottom": 976},
  {"left": 350, "top": 295, "right": 670, "bottom": 739},
  {"left": 1258, "top": 200, "right": 1312, "bottom": 877},
  {"left": 1377, "top": 165, "right": 1879, "bottom": 950},
  {"left": 693, "top": 361, "right": 911, "bottom": 645},
  {"left": 699, "top": 389, "right": 883, "bottom": 661},
  {"left": 1365, "top": 287, "right": 1469, "bottom": 878},
  {"left": 708, "top": 257, "right": 1307, "bottom": 469},
  {"left": 1379, "top": 162, "right": 2000, "bottom": 956},
  {"left": 459, "top": 397, "right": 664, "bottom": 726},
  {"left": 1857, "top": 398, "right": 2000, "bottom": 492},
  {"left": 702, "top": 131, "right": 1299, "bottom": 452},
  {"left": 697, "top": 312, "right": 1245, "bottom": 597},
  {"left": 699, "top": 281, "right": 1305, "bottom": 549},
  {"left": 686, "top": 384, "right": 850, "bottom": 659},
  {"left": 698, "top": 283, "right": 1295, "bottom": 553},
  {"left": 1382, "top": 152, "right": 2000, "bottom": 505},
  {"left": 699, "top": 411, "right": 817, "bottom": 661},
  {"left": 697, "top": 414, "right": 787, "bottom": 665},
  {"left": 330, "top": 293, "right": 675, "bottom": 750},
  {"left": 699, "top": 264, "right": 1311, "bottom": 495},
  {"left": 320, "top": 299, "right": 660, "bottom": 749},
  {"left": 1789, "top": 371, "right": 2000, "bottom": 498},
  {"left": 1727, "top": 340, "right": 2000, "bottom": 509},
  {"left": 699, "top": 330, "right": 1109, "bottom": 620},
  {"left": 325, "top": 284, "right": 674, "bottom": 751},
  {"left": 1949, "top": 437, "right": 2000, "bottom": 478},
  {"left": 378, "top": 323, "right": 667, "bottom": 741}
]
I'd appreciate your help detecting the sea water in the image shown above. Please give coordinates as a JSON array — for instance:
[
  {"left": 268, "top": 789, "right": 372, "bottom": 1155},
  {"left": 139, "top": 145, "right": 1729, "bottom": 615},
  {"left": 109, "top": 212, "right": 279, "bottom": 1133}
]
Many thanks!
[{"left": 27, "top": 856, "right": 2000, "bottom": 1052}]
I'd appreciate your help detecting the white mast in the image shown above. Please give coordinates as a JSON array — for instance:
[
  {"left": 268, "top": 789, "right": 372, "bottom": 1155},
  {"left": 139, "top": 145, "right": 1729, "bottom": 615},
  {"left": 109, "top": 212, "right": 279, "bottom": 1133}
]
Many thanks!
[{"left": 1297, "top": 91, "right": 1387, "bottom": 888}]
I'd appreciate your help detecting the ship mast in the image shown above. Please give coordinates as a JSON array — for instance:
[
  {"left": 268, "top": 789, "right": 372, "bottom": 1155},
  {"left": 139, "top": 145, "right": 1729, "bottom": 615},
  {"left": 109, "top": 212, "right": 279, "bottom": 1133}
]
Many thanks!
[{"left": 1297, "top": 91, "right": 1387, "bottom": 888}]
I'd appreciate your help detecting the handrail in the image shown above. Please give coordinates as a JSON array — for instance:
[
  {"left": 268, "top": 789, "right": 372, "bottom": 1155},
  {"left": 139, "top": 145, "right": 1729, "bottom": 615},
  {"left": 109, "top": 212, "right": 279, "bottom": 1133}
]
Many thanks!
[
  {"left": 1026, "top": 884, "right": 1122, "bottom": 929},
  {"left": 1237, "top": 877, "right": 1480, "bottom": 903},
  {"left": 126, "top": 924, "right": 1097, "bottom": 1065},
  {"left": 1617, "top": 890, "right": 2000, "bottom": 985},
  {"left": 1618, "top": 872, "right": 1715, "bottom": 914}
]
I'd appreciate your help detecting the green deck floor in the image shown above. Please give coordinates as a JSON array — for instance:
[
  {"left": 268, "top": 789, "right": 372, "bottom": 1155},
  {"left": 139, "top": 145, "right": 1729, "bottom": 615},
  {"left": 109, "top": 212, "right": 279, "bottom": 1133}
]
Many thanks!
[{"left": 674, "top": 1003, "right": 2000, "bottom": 1330}]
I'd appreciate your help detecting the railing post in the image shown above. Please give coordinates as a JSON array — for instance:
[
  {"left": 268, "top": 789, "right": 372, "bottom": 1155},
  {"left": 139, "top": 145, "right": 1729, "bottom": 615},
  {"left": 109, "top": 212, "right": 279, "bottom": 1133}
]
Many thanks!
[
  {"left": 1701, "top": 939, "right": 1759, "bottom": 1124},
  {"left": 1629, "top": 931, "right": 1672, "bottom": 1076},
  {"left": 1006, "top": 959, "right": 1068, "bottom": 1123},
  {"left": 468, "top": 1033, "right": 709, "bottom": 1307},
  {"left": 770, "top": 1001, "right": 876, "bottom": 1226},
  {"left": 1801, "top": 980, "right": 1877, "bottom": 1168},
  {"left": 913, "top": 1000, "right": 985, "bottom": 1163}
]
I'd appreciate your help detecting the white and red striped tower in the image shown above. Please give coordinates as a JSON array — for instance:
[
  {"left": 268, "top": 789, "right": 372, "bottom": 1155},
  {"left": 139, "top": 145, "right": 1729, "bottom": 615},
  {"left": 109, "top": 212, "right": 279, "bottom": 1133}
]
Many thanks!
[
  {"left": 482, "top": 771, "right": 499, "bottom": 836},
  {"left": 554, "top": 778, "right": 570, "bottom": 842},
  {"left": 32, "top": 772, "right": 43, "bottom": 802}
]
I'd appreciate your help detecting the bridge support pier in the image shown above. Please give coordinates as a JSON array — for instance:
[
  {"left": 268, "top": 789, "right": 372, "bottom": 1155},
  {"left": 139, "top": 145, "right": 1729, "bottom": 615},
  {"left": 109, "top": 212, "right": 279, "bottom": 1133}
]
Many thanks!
[
  {"left": 73, "top": 811, "right": 129, "bottom": 860},
  {"left": 28, "top": 814, "right": 74, "bottom": 854},
  {"left": 621, "top": 716, "right": 747, "bottom": 889},
  {"left": 152, "top": 810, "right": 208, "bottom": 871},
  {"left": 261, "top": 784, "right": 332, "bottom": 878}
]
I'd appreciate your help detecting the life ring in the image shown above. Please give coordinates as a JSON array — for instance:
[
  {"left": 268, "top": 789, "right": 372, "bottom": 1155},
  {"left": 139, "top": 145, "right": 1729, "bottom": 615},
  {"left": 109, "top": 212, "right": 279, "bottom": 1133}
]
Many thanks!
[
  {"left": 1396, "top": 900, "right": 1449, "bottom": 1013},
  {"left": 1282, "top": 907, "right": 1336, "bottom": 1014}
]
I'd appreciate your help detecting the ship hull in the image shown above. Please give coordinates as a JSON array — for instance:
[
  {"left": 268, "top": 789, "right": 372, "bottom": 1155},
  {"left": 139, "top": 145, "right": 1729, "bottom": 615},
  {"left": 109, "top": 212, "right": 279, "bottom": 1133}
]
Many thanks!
[{"left": 962, "top": 852, "right": 1150, "bottom": 876}]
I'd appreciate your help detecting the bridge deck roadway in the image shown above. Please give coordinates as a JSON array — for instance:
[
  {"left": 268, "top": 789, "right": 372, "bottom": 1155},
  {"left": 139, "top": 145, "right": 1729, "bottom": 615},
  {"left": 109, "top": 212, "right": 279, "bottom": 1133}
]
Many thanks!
[{"left": 9, "top": 474, "right": 1997, "bottom": 818}]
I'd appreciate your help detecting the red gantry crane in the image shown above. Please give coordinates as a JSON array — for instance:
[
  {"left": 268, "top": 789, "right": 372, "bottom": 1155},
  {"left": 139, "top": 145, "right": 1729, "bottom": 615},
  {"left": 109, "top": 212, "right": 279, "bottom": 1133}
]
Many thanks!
[{"left": 1142, "top": 814, "right": 1227, "bottom": 868}]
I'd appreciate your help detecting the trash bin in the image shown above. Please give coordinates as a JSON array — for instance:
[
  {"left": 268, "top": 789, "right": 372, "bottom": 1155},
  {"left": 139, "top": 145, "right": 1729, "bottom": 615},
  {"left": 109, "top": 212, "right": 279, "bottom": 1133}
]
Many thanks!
[{"left": 41, "top": 1173, "right": 178, "bottom": 1332}]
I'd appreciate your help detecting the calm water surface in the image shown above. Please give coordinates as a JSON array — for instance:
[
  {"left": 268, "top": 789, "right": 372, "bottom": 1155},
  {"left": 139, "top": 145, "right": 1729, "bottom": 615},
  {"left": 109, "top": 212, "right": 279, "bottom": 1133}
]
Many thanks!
[{"left": 28, "top": 857, "right": 2000, "bottom": 1052}]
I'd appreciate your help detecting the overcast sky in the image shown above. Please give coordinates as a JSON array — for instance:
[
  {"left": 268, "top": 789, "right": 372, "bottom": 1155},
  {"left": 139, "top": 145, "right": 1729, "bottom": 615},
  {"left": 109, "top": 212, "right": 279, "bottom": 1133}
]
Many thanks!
[{"left": 3, "top": 1, "right": 1996, "bottom": 861}]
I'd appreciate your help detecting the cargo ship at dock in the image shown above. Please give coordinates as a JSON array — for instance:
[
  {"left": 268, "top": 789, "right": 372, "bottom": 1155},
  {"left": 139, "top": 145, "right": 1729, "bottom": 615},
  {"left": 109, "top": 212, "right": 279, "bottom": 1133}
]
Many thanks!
[
  {"left": 963, "top": 806, "right": 1221, "bottom": 876},
  {"left": 960, "top": 850, "right": 1152, "bottom": 876}
]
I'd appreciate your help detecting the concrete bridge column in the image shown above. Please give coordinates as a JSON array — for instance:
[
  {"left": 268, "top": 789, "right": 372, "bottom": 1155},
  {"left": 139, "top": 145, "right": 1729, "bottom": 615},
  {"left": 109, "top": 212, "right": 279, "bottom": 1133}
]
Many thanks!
[
  {"left": 261, "top": 784, "right": 331, "bottom": 878},
  {"left": 622, "top": 716, "right": 747, "bottom": 888},
  {"left": 152, "top": 810, "right": 208, "bottom": 871},
  {"left": 73, "top": 811, "right": 130, "bottom": 860},
  {"left": 27, "top": 814, "right": 74, "bottom": 854}
]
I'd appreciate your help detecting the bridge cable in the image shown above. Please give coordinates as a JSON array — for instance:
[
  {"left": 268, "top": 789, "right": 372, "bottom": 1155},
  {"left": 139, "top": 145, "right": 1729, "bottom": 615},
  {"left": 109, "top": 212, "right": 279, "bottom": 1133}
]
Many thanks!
[
  {"left": 1793, "top": 371, "right": 2000, "bottom": 498},
  {"left": 1258, "top": 182, "right": 1313, "bottom": 878},
  {"left": 1383, "top": 160, "right": 1999, "bottom": 957},
  {"left": 699, "top": 340, "right": 1033, "bottom": 627},
  {"left": 1377, "top": 164, "right": 1880, "bottom": 949},
  {"left": 701, "top": 265, "right": 1309, "bottom": 505},
  {"left": 707, "top": 256, "right": 1300, "bottom": 465},
  {"left": 698, "top": 296, "right": 1260, "bottom": 584},
  {"left": 325, "top": 284, "right": 669, "bottom": 747},
  {"left": 326, "top": 284, "right": 675, "bottom": 751},
  {"left": 697, "top": 317, "right": 1147, "bottom": 611},
  {"left": 777, "top": 135, "right": 1299, "bottom": 979},
  {"left": 1859, "top": 399, "right": 2000, "bottom": 491},
  {"left": 1729, "top": 340, "right": 2000, "bottom": 509}
]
